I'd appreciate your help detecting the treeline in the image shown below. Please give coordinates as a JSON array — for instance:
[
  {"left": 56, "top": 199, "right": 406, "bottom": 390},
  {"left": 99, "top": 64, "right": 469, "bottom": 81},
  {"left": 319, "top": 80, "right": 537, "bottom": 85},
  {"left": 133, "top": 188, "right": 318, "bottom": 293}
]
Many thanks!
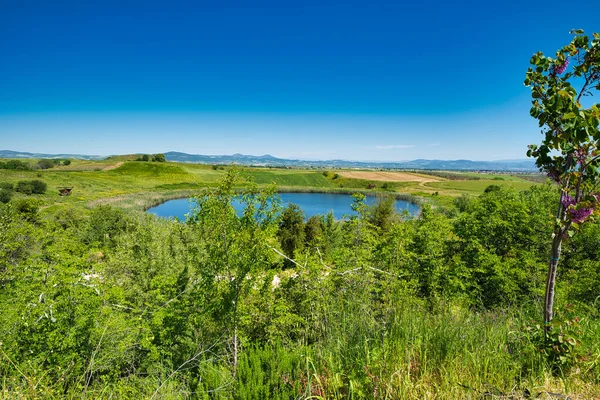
[
  {"left": 135, "top": 153, "right": 166, "bottom": 162},
  {"left": 0, "top": 158, "right": 71, "bottom": 170},
  {"left": 0, "top": 173, "right": 599, "bottom": 397}
]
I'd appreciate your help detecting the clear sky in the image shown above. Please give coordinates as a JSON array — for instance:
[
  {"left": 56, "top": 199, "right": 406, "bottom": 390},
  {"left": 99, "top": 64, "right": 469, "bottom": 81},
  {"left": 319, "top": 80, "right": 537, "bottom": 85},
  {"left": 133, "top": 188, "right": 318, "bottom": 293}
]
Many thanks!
[{"left": 1, "top": 0, "right": 598, "bottom": 161}]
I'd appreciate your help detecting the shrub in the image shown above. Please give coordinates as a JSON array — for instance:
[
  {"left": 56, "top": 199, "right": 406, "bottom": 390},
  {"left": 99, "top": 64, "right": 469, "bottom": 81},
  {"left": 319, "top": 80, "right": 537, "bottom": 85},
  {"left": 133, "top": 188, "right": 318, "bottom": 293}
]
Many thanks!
[
  {"left": 30, "top": 180, "right": 47, "bottom": 194},
  {"left": 0, "top": 182, "right": 13, "bottom": 191},
  {"left": 15, "top": 180, "right": 47, "bottom": 195},
  {"left": 2, "top": 160, "right": 30, "bottom": 170},
  {"left": 453, "top": 194, "right": 471, "bottom": 212},
  {"left": 35, "top": 159, "right": 54, "bottom": 170},
  {"left": 63, "top": 159, "right": 71, "bottom": 166},
  {"left": 15, "top": 181, "right": 34, "bottom": 195},
  {"left": 84, "top": 205, "right": 135, "bottom": 247},
  {"left": 12, "top": 198, "right": 42, "bottom": 221},
  {"left": 0, "top": 189, "right": 12, "bottom": 203}
]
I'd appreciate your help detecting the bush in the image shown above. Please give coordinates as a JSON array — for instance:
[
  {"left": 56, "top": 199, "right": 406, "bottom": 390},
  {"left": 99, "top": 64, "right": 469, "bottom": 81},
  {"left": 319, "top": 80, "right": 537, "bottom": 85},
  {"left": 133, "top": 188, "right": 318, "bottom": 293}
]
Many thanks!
[
  {"left": 84, "top": 205, "right": 136, "bottom": 247},
  {"left": 35, "top": 159, "right": 54, "bottom": 170},
  {"left": 12, "top": 198, "right": 42, "bottom": 221},
  {"left": 30, "top": 180, "right": 47, "bottom": 194},
  {"left": 0, "top": 182, "right": 13, "bottom": 191},
  {"left": 15, "top": 180, "right": 47, "bottom": 195},
  {"left": 1, "top": 160, "right": 30, "bottom": 170},
  {"left": 15, "top": 181, "right": 34, "bottom": 195},
  {"left": 63, "top": 159, "right": 71, "bottom": 166},
  {"left": 0, "top": 189, "right": 12, "bottom": 203}
]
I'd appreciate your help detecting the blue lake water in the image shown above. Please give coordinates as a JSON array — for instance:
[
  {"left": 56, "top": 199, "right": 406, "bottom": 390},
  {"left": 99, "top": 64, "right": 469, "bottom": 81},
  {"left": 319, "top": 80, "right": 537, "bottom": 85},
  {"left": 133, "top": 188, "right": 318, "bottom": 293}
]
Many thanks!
[{"left": 148, "top": 192, "right": 420, "bottom": 220}]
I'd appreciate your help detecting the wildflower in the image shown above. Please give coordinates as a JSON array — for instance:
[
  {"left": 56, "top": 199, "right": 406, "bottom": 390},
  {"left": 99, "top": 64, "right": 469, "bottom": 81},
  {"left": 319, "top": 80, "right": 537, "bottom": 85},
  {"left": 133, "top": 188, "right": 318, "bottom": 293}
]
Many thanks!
[{"left": 554, "top": 58, "right": 570, "bottom": 75}]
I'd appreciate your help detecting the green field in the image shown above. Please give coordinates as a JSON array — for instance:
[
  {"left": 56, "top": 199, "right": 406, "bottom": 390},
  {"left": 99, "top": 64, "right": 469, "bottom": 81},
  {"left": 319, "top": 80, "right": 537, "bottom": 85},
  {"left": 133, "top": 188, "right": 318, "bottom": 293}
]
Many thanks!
[{"left": 0, "top": 158, "right": 542, "bottom": 213}]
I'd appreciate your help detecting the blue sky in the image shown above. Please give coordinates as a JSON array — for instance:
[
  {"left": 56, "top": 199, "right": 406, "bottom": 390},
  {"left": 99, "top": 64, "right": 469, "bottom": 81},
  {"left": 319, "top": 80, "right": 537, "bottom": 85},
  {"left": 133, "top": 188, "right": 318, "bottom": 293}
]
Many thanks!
[{"left": 1, "top": 0, "right": 598, "bottom": 161}]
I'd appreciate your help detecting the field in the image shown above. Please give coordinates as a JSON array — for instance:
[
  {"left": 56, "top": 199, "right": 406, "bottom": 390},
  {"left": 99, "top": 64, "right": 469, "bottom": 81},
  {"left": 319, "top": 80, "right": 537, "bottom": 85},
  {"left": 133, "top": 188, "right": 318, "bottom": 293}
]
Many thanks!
[
  {"left": 336, "top": 170, "right": 439, "bottom": 183},
  {"left": 0, "top": 159, "right": 540, "bottom": 213}
]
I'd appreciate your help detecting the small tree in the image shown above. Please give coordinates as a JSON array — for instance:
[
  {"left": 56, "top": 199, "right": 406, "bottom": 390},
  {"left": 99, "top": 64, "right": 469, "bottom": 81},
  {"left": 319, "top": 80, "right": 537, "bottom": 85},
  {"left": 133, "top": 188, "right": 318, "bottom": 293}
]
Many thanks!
[
  {"left": 525, "top": 30, "right": 600, "bottom": 325},
  {"left": 277, "top": 203, "right": 305, "bottom": 266},
  {"left": 35, "top": 159, "right": 54, "bottom": 170}
]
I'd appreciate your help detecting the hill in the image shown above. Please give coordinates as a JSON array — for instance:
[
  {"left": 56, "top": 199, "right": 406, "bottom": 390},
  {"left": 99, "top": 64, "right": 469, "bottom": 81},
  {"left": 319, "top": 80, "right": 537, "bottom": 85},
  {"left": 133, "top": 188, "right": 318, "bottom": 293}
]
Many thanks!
[{"left": 0, "top": 149, "right": 538, "bottom": 171}]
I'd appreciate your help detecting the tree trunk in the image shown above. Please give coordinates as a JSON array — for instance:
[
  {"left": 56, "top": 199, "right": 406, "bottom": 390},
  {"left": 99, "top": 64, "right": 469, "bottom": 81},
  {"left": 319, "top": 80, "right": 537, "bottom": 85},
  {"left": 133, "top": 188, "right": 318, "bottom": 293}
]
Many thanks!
[{"left": 544, "top": 232, "right": 563, "bottom": 326}]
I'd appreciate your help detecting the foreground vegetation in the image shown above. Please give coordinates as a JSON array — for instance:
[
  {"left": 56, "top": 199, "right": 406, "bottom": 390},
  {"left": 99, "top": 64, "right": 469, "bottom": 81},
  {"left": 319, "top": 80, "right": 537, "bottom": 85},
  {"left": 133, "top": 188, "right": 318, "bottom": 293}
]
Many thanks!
[{"left": 1, "top": 167, "right": 599, "bottom": 398}]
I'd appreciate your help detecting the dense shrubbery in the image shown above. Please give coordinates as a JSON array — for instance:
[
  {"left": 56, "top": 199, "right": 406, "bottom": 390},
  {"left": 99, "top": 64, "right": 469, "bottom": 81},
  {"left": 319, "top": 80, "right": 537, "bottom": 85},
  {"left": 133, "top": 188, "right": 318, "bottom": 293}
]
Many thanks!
[
  {"left": 0, "top": 159, "right": 30, "bottom": 170},
  {"left": 1, "top": 173, "right": 599, "bottom": 398},
  {"left": 14, "top": 179, "right": 47, "bottom": 195}
]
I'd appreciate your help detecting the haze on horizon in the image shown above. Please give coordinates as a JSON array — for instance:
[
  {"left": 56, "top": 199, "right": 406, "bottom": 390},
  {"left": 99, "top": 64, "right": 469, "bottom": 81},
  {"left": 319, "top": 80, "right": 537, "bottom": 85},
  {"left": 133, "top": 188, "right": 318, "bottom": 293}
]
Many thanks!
[{"left": 1, "top": 0, "right": 598, "bottom": 161}]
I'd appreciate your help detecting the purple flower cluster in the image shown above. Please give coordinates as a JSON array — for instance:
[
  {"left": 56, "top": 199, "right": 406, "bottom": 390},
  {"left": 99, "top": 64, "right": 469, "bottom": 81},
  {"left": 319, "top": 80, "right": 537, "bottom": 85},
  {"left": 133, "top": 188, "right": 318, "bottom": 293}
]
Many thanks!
[
  {"left": 561, "top": 194, "right": 576, "bottom": 208},
  {"left": 554, "top": 58, "right": 570, "bottom": 75},
  {"left": 569, "top": 207, "right": 594, "bottom": 223},
  {"left": 574, "top": 147, "right": 589, "bottom": 165},
  {"left": 561, "top": 193, "right": 597, "bottom": 223}
]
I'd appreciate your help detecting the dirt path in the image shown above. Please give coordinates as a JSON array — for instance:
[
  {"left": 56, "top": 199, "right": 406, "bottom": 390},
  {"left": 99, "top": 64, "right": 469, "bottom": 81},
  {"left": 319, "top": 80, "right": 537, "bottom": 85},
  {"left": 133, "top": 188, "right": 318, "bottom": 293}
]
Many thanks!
[
  {"left": 337, "top": 171, "right": 440, "bottom": 183},
  {"left": 102, "top": 161, "right": 124, "bottom": 171}
]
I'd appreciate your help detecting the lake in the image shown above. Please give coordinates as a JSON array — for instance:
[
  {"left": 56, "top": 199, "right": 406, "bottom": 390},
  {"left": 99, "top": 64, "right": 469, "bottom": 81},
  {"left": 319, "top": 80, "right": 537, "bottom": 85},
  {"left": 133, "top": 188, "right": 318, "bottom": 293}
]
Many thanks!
[{"left": 147, "top": 192, "right": 420, "bottom": 220}]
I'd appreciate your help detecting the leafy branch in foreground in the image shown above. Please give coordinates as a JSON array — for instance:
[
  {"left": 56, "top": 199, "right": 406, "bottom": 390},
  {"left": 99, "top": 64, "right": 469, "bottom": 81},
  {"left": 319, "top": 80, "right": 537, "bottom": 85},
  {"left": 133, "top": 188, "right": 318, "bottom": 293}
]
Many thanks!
[{"left": 525, "top": 29, "right": 600, "bottom": 325}]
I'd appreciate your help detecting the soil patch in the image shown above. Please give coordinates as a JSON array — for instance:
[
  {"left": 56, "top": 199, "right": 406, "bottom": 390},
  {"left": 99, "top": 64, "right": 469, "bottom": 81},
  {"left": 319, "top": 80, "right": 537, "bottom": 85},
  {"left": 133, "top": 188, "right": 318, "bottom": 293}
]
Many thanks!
[
  {"left": 103, "top": 161, "right": 124, "bottom": 171},
  {"left": 337, "top": 171, "right": 440, "bottom": 183}
]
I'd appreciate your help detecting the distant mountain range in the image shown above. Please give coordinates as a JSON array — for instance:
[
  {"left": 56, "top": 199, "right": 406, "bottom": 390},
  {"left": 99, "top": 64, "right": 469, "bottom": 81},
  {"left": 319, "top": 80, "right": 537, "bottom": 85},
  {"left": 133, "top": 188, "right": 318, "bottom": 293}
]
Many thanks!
[
  {"left": 0, "top": 150, "right": 104, "bottom": 160},
  {"left": 162, "top": 152, "right": 538, "bottom": 171},
  {"left": 0, "top": 149, "right": 538, "bottom": 171}
]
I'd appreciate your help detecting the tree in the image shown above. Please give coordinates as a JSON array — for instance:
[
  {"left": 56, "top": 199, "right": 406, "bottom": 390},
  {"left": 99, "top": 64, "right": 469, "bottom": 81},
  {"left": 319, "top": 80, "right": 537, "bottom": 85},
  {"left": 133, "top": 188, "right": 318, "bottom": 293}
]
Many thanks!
[
  {"left": 277, "top": 203, "right": 305, "bottom": 266},
  {"left": 525, "top": 30, "right": 600, "bottom": 325},
  {"left": 368, "top": 194, "right": 398, "bottom": 232},
  {"left": 141, "top": 154, "right": 150, "bottom": 162},
  {"left": 189, "top": 170, "right": 280, "bottom": 371},
  {"left": 152, "top": 153, "right": 166, "bottom": 162},
  {"left": 35, "top": 159, "right": 54, "bottom": 170},
  {"left": 63, "top": 159, "right": 71, "bottom": 166}
]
